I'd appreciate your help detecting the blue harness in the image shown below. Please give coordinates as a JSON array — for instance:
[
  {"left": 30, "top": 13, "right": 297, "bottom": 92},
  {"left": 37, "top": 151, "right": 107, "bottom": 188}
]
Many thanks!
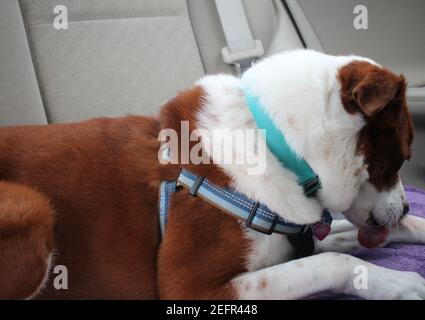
[
  {"left": 158, "top": 89, "right": 332, "bottom": 242},
  {"left": 159, "top": 170, "right": 332, "bottom": 237}
]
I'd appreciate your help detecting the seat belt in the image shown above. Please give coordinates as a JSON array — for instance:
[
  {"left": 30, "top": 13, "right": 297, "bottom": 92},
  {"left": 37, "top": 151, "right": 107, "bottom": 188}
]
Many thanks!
[{"left": 215, "top": 0, "right": 264, "bottom": 75}]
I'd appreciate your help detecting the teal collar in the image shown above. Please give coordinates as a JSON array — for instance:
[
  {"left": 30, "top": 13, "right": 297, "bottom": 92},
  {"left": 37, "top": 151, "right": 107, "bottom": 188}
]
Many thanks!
[{"left": 245, "top": 90, "right": 321, "bottom": 197}]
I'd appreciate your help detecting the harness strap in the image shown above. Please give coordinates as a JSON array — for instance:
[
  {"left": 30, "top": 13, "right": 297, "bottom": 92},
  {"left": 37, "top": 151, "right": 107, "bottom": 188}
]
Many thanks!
[
  {"left": 159, "top": 180, "right": 177, "bottom": 236},
  {"left": 159, "top": 170, "right": 332, "bottom": 239}
]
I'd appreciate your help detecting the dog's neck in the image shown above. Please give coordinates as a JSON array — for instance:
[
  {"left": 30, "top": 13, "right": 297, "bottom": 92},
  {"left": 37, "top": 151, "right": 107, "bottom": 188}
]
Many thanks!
[
  {"left": 195, "top": 75, "right": 322, "bottom": 224},
  {"left": 195, "top": 69, "right": 368, "bottom": 223},
  {"left": 244, "top": 89, "right": 320, "bottom": 197}
]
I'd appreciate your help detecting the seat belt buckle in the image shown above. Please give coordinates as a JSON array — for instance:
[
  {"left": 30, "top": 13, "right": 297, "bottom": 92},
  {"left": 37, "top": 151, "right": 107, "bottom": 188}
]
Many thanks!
[{"left": 221, "top": 40, "right": 264, "bottom": 74}]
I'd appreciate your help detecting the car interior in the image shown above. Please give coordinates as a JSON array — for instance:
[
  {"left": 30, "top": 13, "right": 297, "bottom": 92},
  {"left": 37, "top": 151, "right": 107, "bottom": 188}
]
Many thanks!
[{"left": 0, "top": 0, "right": 424, "bottom": 189}]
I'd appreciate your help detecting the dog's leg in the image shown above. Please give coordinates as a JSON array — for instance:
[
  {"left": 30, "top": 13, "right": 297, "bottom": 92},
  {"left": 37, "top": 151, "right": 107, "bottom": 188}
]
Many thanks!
[
  {"left": 315, "top": 215, "right": 425, "bottom": 253},
  {"left": 233, "top": 252, "right": 425, "bottom": 299},
  {"left": 0, "top": 182, "right": 54, "bottom": 299},
  {"left": 314, "top": 219, "right": 367, "bottom": 253}
]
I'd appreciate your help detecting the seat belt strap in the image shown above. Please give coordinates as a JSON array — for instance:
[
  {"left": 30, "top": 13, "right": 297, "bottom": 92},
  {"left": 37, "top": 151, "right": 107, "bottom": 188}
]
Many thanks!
[{"left": 215, "top": 0, "right": 264, "bottom": 74}]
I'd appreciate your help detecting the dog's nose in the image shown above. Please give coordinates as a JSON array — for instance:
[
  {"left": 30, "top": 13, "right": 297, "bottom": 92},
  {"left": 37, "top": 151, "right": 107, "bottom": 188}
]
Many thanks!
[{"left": 402, "top": 203, "right": 410, "bottom": 216}]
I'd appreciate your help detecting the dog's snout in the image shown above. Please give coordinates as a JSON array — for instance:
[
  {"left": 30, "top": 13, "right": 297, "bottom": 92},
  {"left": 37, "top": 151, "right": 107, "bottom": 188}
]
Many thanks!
[{"left": 402, "top": 203, "right": 410, "bottom": 216}]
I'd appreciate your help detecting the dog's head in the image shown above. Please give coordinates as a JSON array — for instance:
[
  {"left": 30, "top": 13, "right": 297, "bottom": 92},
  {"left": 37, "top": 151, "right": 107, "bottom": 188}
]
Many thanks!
[
  {"left": 242, "top": 50, "right": 414, "bottom": 233},
  {"left": 338, "top": 61, "right": 414, "bottom": 231}
]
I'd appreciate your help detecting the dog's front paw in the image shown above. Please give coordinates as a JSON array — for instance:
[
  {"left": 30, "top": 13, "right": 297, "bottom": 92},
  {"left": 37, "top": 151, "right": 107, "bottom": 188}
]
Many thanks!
[
  {"left": 394, "top": 214, "right": 425, "bottom": 244},
  {"left": 354, "top": 267, "right": 425, "bottom": 300}
]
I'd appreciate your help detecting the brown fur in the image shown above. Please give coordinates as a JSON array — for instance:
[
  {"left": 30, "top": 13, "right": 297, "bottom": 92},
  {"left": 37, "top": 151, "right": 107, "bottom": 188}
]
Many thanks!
[
  {"left": 0, "top": 182, "right": 53, "bottom": 299},
  {"left": 0, "top": 87, "right": 249, "bottom": 299},
  {"left": 338, "top": 62, "right": 414, "bottom": 190}
]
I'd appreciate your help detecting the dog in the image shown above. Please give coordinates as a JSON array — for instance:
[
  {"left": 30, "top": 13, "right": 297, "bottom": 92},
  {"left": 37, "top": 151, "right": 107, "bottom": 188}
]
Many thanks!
[{"left": 1, "top": 49, "right": 425, "bottom": 299}]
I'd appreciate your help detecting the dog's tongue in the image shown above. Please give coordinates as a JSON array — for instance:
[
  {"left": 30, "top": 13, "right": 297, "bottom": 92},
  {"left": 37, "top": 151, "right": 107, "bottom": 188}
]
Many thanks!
[{"left": 358, "top": 226, "right": 388, "bottom": 248}]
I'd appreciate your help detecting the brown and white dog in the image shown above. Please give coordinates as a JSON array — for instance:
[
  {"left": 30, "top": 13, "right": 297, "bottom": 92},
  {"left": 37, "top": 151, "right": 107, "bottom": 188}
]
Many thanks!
[{"left": 1, "top": 50, "right": 425, "bottom": 300}]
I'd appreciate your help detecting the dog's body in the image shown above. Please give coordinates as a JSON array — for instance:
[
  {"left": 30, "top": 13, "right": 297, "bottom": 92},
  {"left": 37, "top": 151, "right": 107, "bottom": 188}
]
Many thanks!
[{"left": 1, "top": 50, "right": 425, "bottom": 299}]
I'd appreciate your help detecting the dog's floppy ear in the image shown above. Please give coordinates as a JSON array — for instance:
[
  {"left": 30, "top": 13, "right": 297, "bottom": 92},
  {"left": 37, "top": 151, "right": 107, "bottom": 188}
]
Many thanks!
[{"left": 352, "top": 71, "right": 404, "bottom": 118}]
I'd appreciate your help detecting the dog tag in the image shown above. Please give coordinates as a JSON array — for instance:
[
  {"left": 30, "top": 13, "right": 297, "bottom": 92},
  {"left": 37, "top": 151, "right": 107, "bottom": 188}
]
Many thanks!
[{"left": 311, "top": 223, "right": 331, "bottom": 241}]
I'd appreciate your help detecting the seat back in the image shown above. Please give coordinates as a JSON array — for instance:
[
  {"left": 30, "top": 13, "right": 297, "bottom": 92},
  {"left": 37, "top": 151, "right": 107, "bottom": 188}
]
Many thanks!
[
  {"left": 0, "top": 0, "right": 299, "bottom": 125},
  {"left": 18, "top": 0, "right": 204, "bottom": 123}
]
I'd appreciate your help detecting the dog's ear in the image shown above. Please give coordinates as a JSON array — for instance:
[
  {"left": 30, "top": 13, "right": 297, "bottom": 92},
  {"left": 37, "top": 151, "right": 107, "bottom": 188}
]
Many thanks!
[{"left": 352, "top": 71, "right": 404, "bottom": 118}]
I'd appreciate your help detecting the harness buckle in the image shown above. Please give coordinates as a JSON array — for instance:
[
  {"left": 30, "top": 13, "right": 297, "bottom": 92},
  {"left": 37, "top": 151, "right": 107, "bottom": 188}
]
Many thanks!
[
  {"left": 246, "top": 202, "right": 278, "bottom": 235},
  {"left": 189, "top": 175, "right": 205, "bottom": 196}
]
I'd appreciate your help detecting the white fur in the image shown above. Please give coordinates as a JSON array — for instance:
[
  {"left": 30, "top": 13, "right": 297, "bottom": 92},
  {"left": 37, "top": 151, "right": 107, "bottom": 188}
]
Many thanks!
[
  {"left": 233, "top": 251, "right": 425, "bottom": 300},
  {"left": 195, "top": 49, "right": 425, "bottom": 299},
  {"left": 196, "top": 50, "right": 375, "bottom": 227},
  {"left": 241, "top": 50, "right": 373, "bottom": 213},
  {"left": 235, "top": 218, "right": 425, "bottom": 300},
  {"left": 345, "top": 179, "right": 408, "bottom": 228}
]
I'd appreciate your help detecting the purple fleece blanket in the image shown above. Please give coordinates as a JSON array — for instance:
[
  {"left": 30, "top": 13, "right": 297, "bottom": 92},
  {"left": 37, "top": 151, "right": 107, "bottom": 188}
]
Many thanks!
[{"left": 315, "top": 187, "right": 425, "bottom": 299}]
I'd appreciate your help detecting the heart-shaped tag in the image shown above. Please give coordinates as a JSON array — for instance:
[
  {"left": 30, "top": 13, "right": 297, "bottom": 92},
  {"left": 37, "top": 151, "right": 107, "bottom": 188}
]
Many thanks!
[{"left": 312, "top": 223, "right": 331, "bottom": 241}]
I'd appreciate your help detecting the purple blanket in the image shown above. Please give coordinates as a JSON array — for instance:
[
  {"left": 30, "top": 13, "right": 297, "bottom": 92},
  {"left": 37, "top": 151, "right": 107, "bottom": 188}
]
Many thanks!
[{"left": 315, "top": 187, "right": 425, "bottom": 299}]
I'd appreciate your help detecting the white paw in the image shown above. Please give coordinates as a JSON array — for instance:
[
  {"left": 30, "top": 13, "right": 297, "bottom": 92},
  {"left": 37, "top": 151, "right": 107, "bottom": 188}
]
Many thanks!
[
  {"left": 395, "top": 215, "right": 425, "bottom": 244},
  {"left": 355, "top": 267, "right": 425, "bottom": 300}
]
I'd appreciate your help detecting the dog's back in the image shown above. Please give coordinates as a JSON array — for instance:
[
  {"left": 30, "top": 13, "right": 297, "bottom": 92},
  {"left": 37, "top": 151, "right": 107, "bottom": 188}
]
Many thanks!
[{"left": 0, "top": 116, "right": 163, "bottom": 299}]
